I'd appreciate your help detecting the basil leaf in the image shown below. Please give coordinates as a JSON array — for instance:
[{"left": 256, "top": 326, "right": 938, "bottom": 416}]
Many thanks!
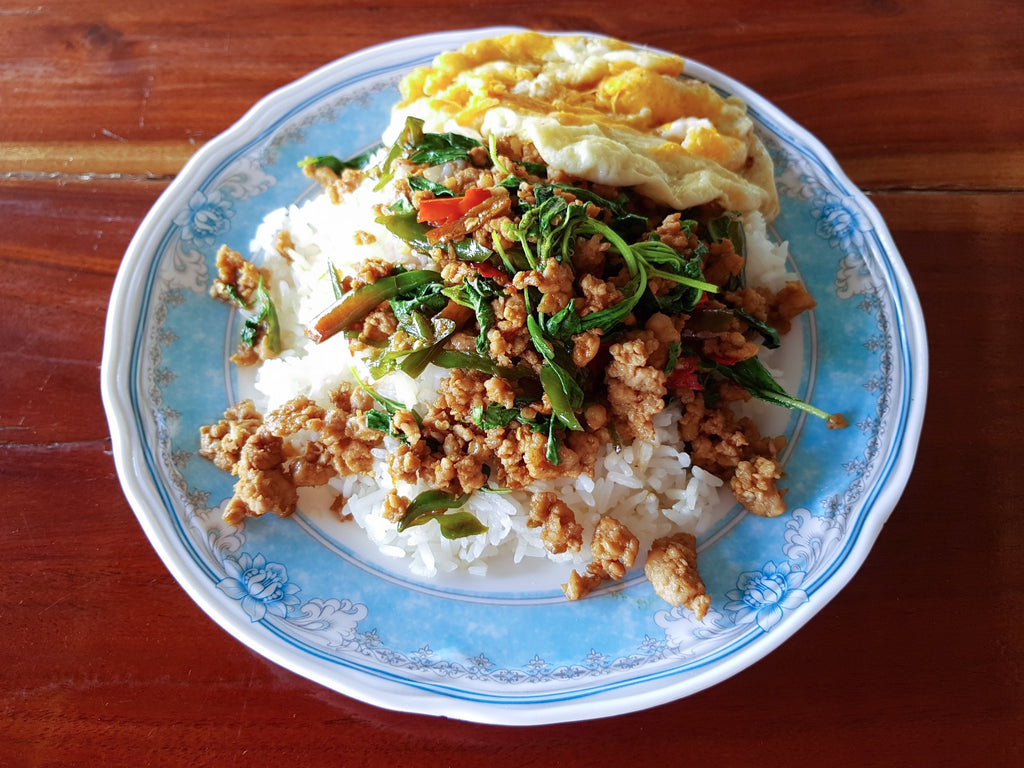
[
  {"left": 397, "top": 490, "right": 486, "bottom": 539},
  {"left": 460, "top": 278, "right": 502, "bottom": 354},
  {"left": 365, "top": 409, "right": 392, "bottom": 433},
  {"left": 708, "top": 356, "right": 831, "bottom": 420},
  {"left": 663, "top": 341, "right": 681, "bottom": 374},
  {"left": 472, "top": 403, "right": 520, "bottom": 429},
  {"left": 734, "top": 309, "right": 781, "bottom": 349},
  {"left": 407, "top": 131, "right": 482, "bottom": 166},
  {"left": 389, "top": 281, "right": 448, "bottom": 341},
  {"left": 708, "top": 213, "right": 747, "bottom": 289},
  {"left": 307, "top": 269, "right": 442, "bottom": 343},
  {"left": 376, "top": 116, "right": 424, "bottom": 189},
  {"left": 432, "top": 350, "right": 534, "bottom": 381},
  {"left": 433, "top": 511, "right": 489, "bottom": 539},
  {"left": 540, "top": 364, "right": 584, "bottom": 431},
  {"left": 544, "top": 301, "right": 583, "bottom": 341},
  {"left": 299, "top": 148, "right": 377, "bottom": 174},
  {"left": 240, "top": 275, "right": 280, "bottom": 353},
  {"left": 545, "top": 414, "right": 561, "bottom": 465},
  {"left": 407, "top": 175, "right": 455, "bottom": 197}
]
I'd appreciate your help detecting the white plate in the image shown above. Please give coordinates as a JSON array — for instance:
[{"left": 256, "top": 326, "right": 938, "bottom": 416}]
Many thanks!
[{"left": 101, "top": 27, "right": 928, "bottom": 725}]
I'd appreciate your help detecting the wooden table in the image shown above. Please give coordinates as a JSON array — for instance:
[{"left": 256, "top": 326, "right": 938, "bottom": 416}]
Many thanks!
[{"left": 3, "top": 1, "right": 1021, "bottom": 764}]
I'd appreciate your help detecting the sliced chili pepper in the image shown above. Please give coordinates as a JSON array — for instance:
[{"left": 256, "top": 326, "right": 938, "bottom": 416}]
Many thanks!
[
  {"left": 666, "top": 356, "right": 704, "bottom": 391},
  {"left": 474, "top": 261, "right": 508, "bottom": 282},
  {"left": 416, "top": 187, "right": 492, "bottom": 226},
  {"left": 704, "top": 353, "right": 740, "bottom": 366}
]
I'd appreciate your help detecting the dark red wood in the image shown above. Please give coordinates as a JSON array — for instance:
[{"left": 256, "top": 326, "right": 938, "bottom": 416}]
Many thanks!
[{"left": 1, "top": 2, "right": 1021, "bottom": 764}]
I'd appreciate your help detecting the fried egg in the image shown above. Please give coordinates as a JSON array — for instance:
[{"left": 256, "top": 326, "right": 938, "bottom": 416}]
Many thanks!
[{"left": 390, "top": 31, "right": 778, "bottom": 219}]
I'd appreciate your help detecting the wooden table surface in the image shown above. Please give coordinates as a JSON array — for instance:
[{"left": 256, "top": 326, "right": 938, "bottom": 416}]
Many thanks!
[{"left": 3, "top": 1, "right": 1022, "bottom": 765}]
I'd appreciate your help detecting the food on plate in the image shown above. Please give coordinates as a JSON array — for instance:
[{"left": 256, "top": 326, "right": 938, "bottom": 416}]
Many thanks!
[{"left": 198, "top": 32, "right": 845, "bottom": 617}]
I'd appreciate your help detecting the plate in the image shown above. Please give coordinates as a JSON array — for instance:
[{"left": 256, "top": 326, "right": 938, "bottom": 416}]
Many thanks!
[{"left": 101, "top": 27, "right": 927, "bottom": 725}]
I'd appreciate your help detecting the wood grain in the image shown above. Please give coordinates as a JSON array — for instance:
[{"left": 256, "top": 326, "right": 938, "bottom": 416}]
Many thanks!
[{"left": 1, "top": 1, "right": 1022, "bottom": 765}]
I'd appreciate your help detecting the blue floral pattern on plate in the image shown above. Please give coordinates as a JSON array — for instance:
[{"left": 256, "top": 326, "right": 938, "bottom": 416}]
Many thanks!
[{"left": 101, "top": 27, "right": 927, "bottom": 724}]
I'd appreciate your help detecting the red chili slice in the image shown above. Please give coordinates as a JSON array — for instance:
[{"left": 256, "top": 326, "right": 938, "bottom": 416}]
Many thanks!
[{"left": 416, "top": 187, "right": 492, "bottom": 226}]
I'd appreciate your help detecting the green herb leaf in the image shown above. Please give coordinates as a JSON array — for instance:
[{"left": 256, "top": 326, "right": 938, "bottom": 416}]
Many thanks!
[
  {"left": 365, "top": 409, "right": 393, "bottom": 433},
  {"left": 397, "top": 490, "right": 486, "bottom": 540},
  {"left": 734, "top": 309, "right": 781, "bottom": 349},
  {"left": 376, "top": 116, "right": 424, "bottom": 189},
  {"left": 544, "top": 300, "right": 583, "bottom": 341},
  {"left": 407, "top": 175, "right": 455, "bottom": 197},
  {"left": 389, "top": 281, "right": 448, "bottom": 341},
  {"left": 708, "top": 356, "right": 831, "bottom": 420},
  {"left": 432, "top": 350, "right": 534, "bottom": 380},
  {"left": 239, "top": 275, "right": 280, "bottom": 353},
  {"left": 708, "top": 213, "right": 747, "bottom": 290},
  {"left": 472, "top": 403, "right": 520, "bottom": 429},
  {"left": 407, "top": 131, "right": 482, "bottom": 166},
  {"left": 664, "top": 340, "right": 681, "bottom": 374},
  {"left": 377, "top": 209, "right": 493, "bottom": 262},
  {"left": 299, "top": 148, "right": 377, "bottom": 174},
  {"left": 350, "top": 368, "right": 407, "bottom": 415}
]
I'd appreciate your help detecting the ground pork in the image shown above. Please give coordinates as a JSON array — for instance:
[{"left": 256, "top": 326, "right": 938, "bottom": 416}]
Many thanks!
[
  {"left": 577, "top": 273, "right": 624, "bottom": 320},
  {"left": 528, "top": 492, "right": 584, "bottom": 555},
  {"left": 224, "top": 430, "right": 298, "bottom": 524},
  {"left": 512, "top": 258, "right": 575, "bottom": 314},
  {"left": 678, "top": 395, "right": 784, "bottom": 478},
  {"left": 605, "top": 331, "right": 667, "bottom": 441},
  {"left": 562, "top": 516, "right": 639, "bottom": 600},
  {"left": 644, "top": 533, "right": 710, "bottom": 620},
  {"left": 653, "top": 212, "right": 699, "bottom": 254},
  {"left": 382, "top": 490, "right": 410, "bottom": 523},
  {"left": 770, "top": 280, "right": 817, "bottom": 335},
  {"left": 200, "top": 385, "right": 383, "bottom": 525},
  {"left": 702, "top": 238, "right": 746, "bottom": 289},
  {"left": 730, "top": 455, "right": 787, "bottom": 517},
  {"left": 199, "top": 399, "right": 263, "bottom": 472},
  {"left": 208, "top": 246, "right": 279, "bottom": 366},
  {"left": 303, "top": 162, "right": 365, "bottom": 204}
]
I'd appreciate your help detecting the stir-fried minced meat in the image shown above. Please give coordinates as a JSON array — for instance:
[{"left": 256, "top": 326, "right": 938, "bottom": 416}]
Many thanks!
[
  {"left": 730, "top": 456, "right": 787, "bottom": 518},
  {"left": 571, "top": 329, "right": 602, "bottom": 367},
  {"left": 572, "top": 233, "right": 610, "bottom": 276},
  {"left": 577, "top": 273, "right": 624, "bottom": 319},
  {"left": 563, "top": 516, "right": 639, "bottom": 600},
  {"left": 301, "top": 162, "right": 365, "bottom": 204},
  {"left": 321, "top": 393, "right": 385, "bottom": 477},
  {"left": 605, "top": 331, "right": 668, "bottom": 441},
  {"left": 201, "top": 384, "right": 383, "bottom": 525},
  {"left": 225, "top": 430, "right": 297, "bottom": 525},
  {"left": 210, "top": 245, "right": 267, "bottom": 308},
  {"left": 512, "top": 258, "right": 575, "bottom": 314},
  {"left": 262, "top": 396, "right": 325, "bottom": 435},
  {"left": 208, "top": 245, "right": 279, "bottom": 366},
  {"left": 645, "top": 533, "right": 710, "bottom": 620},
  {"left": 388, "top": 405, "right": 595, "bottom": 496},
  {"left": 770, "top": 280, "right": 817, "bottom": 335},
  {"left": 382, "top": 490, "right": 410, "bottom": 523},
  {"left": 589, "top": 515, "right": 640, "bottom": 580},
  {"left": 702, "top": 238, "right": 746, "bottom": 289},
  {"left": 528, "top": 492, "right": 584, "bottom": 555},
  {"left": 678, "top": 394, "right": 784, "bottom": 478},
  {"left": 199, "top": 399, "right": 263, "bottom": 472}
]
